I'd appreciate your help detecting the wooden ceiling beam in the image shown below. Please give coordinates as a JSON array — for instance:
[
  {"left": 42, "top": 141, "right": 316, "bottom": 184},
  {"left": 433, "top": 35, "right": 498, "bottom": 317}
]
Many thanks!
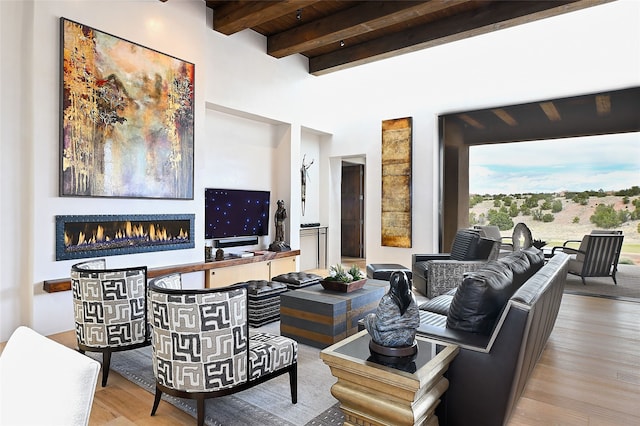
[
  {"left": 267, "top": 1, "right": 465, "bottom": 58},
  {"left": 492, "top": 108, "right": 518, "bottom": 126},
  {"left": 309, "top": 0, "right": 596, "bottom": 75},
  {"left": 540, "top": 102, "right": 562, "bottom": 121},
  {"left": 209, "top": 0, "right": 320, "bottom": 36}
]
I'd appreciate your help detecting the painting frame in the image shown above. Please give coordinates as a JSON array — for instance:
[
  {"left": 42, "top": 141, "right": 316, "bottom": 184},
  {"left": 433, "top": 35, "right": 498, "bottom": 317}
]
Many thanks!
[
  {"left": 55, "top": 214, "right": 195, "bottom": 261},
  {"left": 60, "top": 18, "right": 195, "bottom": 199},
  {"left": 381, "top": 117, "right": 412, "bottom": 248}
]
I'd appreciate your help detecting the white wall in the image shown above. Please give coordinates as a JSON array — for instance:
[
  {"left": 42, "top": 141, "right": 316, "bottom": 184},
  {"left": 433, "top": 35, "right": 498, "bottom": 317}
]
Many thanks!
[{"left": 1, "top": 0, "right": 638, "bottom": 341}]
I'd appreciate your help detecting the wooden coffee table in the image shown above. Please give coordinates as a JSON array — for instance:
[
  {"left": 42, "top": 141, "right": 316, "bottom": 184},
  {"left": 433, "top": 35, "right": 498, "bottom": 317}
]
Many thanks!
[
  {"left": 320, "top": 330, "right": 458, "bottom": 426},
  {"left": 279, "top": 280, "right": 388, "bottom": 348}
]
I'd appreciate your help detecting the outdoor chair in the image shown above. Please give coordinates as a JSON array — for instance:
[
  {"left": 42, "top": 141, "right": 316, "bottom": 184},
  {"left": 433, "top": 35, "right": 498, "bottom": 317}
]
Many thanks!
[
  {"left": 552, "top": 233, "right": 624, "bottom": 285},
  {"left": 475, "top": 225, "right": 513, "bottom": 257},
  {"left": 71, "top": 258, "right": 149, "bottom": 386},
  {"left": 0, "top": 326, "right": 100, "bottom": 426},
  {"left": 148, "top": 278, "right": 298, "bottom": 426}
]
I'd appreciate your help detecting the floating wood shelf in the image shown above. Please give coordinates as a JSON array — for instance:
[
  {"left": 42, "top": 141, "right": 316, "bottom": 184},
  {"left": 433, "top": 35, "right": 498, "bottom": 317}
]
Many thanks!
[{"left": 43, "top": 250, "right": 300, "bottom": 293}]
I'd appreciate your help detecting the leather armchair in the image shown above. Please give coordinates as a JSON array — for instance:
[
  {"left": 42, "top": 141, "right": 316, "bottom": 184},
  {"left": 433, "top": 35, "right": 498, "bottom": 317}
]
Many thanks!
[{"left": 412, "top": 229, "right": 499, "bottom": 297}]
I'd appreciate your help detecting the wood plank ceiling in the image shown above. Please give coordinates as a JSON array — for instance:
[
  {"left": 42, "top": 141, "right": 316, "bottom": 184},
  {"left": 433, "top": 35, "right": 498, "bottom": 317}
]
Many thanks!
[
  {"left": 202, "top": 1, "right": 638, "bottom": 141},
  {"left": 205, "top": 0, "right": 612, "bottom": 76}
]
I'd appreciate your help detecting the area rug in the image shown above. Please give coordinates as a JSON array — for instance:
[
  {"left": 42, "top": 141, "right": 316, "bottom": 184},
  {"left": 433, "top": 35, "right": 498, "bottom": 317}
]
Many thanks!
[
  {"left": 563, "top": 264, "right": 640, "bottom": 302},
  {"left": 90, "top": 321, "right": 342, "bottom": 425}
]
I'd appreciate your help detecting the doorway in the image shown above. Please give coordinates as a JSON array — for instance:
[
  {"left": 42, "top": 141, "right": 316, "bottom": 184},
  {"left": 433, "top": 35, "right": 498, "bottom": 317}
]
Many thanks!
[{"left": 341, "top": 160, "right": 365, "bottom": 261}]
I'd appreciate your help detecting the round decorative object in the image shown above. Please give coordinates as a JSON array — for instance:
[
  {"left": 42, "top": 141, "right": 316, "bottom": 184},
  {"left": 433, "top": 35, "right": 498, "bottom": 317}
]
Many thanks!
[
  {"left": 512, "top": 222, "right": 533, "bottom": 251},
  {"left": 369, "top": 339, "right": 418, "bottom": 358}
]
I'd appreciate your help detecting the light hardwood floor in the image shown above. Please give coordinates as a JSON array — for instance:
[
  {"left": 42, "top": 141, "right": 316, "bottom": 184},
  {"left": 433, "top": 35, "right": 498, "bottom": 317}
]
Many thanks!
[{"left": 2, "top": 294, "right": 638, "bottom": 425}]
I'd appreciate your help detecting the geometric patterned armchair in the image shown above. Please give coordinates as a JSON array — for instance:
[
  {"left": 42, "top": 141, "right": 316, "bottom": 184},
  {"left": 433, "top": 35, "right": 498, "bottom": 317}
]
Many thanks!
[
  {"left": 148, "top": 278, "right": 298, "bottom": 426},
  {"left": 71, "top": 258, "right": 149, "bottom": 387}
]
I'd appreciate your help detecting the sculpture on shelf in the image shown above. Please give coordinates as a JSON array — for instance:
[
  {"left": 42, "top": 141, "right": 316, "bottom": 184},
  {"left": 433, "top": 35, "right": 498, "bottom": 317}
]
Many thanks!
[
  {"left": 269, "top": 200, "right": 291, "bottom": 252},
  {"left": 215, "top": 248, "right": 224, "bottom": 261},
  {"left": 364, "top": 271, "right": 420, "bottom": 356},
  {"left": 301, "top": 154, "right": 314, "bottom": 216}
]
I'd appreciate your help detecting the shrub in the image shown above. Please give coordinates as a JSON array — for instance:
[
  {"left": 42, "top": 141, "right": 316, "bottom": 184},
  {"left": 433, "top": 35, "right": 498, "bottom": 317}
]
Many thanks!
[
  {"left": 542, "top": 213, "right": 555, "bottom": 222},
  {"left": 488, "top": 209, "right": 514, "bottom": 231},
  {"left": 573, "top": 216, "right": 580, "bottom": 224},
  {"left": 551, "top": 200, "right": 563, "bottom": 213},
  {"left": 469, "top": 212, "right": 477, "bottom": 225},
  {"left": 470, "top": 194, "right": 484, "bottom": 207},
  {"left": 532, "top": 209, "right": 544, "bottom": 221}
]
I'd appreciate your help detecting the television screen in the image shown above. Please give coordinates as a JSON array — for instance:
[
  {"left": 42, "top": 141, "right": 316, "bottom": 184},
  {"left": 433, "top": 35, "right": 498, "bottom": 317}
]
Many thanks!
[{"left": 205, "top": 188, "right": 270, "bottom": 239}]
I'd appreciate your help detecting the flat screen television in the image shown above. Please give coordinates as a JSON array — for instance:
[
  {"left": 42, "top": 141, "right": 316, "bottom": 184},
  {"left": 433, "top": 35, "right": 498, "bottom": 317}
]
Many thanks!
[{"left": 205, "top": 188, "right": 270, "bottom": 240}]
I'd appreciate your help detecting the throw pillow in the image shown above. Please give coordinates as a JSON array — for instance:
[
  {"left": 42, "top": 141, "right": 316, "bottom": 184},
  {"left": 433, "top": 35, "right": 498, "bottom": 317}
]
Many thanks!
[{"left": 446, "top": 261, "right": 513, "bottom": 335}]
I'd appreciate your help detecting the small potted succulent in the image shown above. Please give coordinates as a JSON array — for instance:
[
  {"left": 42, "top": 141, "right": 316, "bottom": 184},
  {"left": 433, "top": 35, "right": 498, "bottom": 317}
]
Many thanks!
[{"left": 321, "top": 264, "right": 366, "bottom": 292}]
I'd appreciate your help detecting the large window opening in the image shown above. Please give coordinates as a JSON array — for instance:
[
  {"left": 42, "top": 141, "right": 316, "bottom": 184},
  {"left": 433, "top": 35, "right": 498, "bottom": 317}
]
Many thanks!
[
  {"left": 439, "top": 87, "right": 640, "bottom": 251},
  {"left": 468, "top": 134, "right": 639, "bottom": 265}
]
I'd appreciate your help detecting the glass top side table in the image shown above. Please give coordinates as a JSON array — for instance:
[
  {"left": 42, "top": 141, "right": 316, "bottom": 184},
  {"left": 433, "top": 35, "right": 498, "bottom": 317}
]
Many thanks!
[{"left": 320, "top": 330, "right": 459, "bottom": 426}]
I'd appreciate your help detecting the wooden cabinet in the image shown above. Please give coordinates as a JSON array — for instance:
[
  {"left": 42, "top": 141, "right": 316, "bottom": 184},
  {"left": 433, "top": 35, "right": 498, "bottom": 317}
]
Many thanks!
[
  {"left": 205, "top": 250, "right": 299, "bottom": 288},
  {"left": 268, "top": 256, "right": 297, "bottom": 279}
]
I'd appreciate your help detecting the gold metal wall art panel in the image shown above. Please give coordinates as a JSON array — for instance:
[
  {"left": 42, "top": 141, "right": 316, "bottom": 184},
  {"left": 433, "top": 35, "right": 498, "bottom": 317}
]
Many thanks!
[{"left": 381, "top": 117, "right": 412, "bottom": 248}]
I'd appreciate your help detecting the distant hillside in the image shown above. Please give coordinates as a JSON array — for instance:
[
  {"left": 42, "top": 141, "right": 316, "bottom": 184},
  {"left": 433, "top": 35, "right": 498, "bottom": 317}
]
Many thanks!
[{"left": 469, "top": 194, "right": 640, "bottom": 264}]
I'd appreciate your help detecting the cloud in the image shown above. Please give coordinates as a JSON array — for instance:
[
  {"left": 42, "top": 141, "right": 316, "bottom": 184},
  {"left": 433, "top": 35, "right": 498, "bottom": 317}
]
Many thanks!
[{"left": 470, "top": 133, "right": 639, "bottom": 194}]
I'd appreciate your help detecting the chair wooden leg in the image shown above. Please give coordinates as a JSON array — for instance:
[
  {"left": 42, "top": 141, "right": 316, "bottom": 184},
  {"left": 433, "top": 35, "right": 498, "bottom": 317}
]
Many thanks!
[
  {"left": 289, "top": 364, "right": 298, "bottom": 404},
  {"left": 197, "top": 398, "right": 205, "bottom": 426},
  {"left": 151, "top": 386, "right": 162, "bottom": 416},
  {"left": 101, "top": 350, "right": 112, "bottom": 387}
]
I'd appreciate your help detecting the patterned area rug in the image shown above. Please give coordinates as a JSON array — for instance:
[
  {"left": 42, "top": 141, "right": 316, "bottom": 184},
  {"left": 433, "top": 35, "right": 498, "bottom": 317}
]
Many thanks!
[{"left": 90, "top": 321, "right": 342, "bottom": 425}]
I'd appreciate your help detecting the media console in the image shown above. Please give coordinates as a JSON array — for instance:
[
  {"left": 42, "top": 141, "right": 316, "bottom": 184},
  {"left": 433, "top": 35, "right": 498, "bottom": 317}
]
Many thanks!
[
  {"left": 42, "top": 250, "right": 300, "bottom": 293},
  {"left": 205, "top": 250, "right": 299, "bottom": 288}
]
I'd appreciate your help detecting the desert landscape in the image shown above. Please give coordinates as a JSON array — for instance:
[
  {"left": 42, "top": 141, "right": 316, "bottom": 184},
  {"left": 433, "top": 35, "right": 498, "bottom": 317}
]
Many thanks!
[{"left": 469, "top": 194, "right": 640, "bottom": 265}]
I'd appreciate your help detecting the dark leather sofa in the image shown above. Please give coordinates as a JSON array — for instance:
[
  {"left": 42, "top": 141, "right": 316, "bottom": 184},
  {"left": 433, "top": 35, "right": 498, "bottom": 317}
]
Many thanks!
[{"left": 416, "top": 248, "right": 570, "bottom": 426}]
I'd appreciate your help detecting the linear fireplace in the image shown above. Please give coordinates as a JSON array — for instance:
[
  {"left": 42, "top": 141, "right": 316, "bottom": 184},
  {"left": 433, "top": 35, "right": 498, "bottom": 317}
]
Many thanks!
[{"left": 55, "top": 214, "right": 195, "bottom": 261}]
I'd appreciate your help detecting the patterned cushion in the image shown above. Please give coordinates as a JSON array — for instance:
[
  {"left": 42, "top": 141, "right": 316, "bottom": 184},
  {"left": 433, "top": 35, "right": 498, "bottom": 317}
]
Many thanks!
[
  {"left": 151, "top": 288, "right": 248, "bottom": 392},
  {"left": 72, "top": 261, "right": 148, "bottom": 349},
  {"left": 248, "top": 332, "right": 297, "bottom": 379}
]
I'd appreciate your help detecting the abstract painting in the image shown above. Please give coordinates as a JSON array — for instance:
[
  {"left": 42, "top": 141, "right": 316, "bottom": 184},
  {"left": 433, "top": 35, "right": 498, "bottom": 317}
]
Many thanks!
[
  {"left": 60, "top": 18, "right": 194, "bottom": 199},
  {"left": 381, "top": 117, "right": 412, "bottom": 248}
]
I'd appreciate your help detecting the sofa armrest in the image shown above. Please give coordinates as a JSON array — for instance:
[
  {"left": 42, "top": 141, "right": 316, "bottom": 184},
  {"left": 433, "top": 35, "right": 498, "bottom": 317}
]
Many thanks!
[
  {"left": 412, "top": 253, "right": 451, "bottom": 264},
  {"left": 417, "top": 322, "right": 491, "bottom": 350},
  {"left": 426, "top": 259, "right": 487, "bottom": 298}
]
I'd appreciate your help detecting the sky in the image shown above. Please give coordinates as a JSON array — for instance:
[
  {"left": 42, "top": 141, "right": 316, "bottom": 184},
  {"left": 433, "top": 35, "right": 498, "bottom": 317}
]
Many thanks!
[{"left": 469, "top": 133, "right": 640, "bottom": 195}]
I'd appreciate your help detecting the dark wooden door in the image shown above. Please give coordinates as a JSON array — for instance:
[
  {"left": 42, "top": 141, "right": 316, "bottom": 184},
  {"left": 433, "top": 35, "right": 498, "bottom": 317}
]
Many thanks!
[{"left": 341, "top": 163, "right": 364, "bottom": 258}]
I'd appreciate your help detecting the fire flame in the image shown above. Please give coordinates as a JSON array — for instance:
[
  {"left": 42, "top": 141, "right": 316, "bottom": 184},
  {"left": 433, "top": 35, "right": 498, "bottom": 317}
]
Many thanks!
[{"left": 64, "top": 221, "right": 189, "bottom": 248}]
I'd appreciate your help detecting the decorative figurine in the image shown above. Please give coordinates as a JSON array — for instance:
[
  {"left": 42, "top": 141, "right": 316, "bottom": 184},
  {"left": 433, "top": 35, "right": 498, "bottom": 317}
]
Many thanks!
[
  {"left": 215, "top": 248, "right": 224, "bottom": 261},
  {"left": 364, "top": 271, "right": 420, "bottom": 357},
  {"left": 269, "top": 199, "right": 291, "bottom": 252},
  {"left": 301, "top": 154, "right": 314, "bottom": 216}
]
